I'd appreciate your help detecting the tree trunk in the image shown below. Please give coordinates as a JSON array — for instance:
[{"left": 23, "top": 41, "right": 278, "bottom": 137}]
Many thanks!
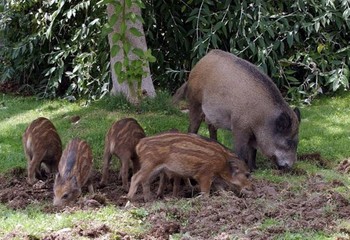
[{"left": 107, "top": 3, "right": 156, "bottom": 104}]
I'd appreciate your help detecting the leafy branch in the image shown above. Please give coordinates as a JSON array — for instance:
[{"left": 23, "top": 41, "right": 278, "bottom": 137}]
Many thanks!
[{"left": 104, "top": 0, "right": 156, "bottom": 95}]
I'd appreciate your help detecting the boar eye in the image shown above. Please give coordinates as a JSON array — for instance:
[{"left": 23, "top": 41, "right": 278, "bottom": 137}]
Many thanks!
[
  {"left": 245, "top": 173, "right": 251, "bottom": 178},
  {"left": 62, "top": 193, "right": 69, "bottom": 199}
]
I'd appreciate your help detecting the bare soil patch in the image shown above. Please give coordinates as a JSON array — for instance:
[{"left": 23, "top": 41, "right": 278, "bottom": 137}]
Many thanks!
[{"left": 1, "top": 163, "right": 349, "bottom": 239}]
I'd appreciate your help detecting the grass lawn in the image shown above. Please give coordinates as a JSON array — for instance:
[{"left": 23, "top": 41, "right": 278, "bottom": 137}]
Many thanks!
[{"left": 0, "top": 91, "right": 350, "bottom": 239}]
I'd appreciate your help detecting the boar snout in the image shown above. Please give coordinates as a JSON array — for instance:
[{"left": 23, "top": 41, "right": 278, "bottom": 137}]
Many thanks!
[
  {"left": 53, "top": 187, "right": 82, "bottom": 207},
  {"left": 275, "top": 156, "right": 295, "bottom": 170},
  {"left": 231, "top": 172, "right": 253, "bottom": 194},
  {"left": 274, "top": 149, "right": 297, "bottom": 170},
  {"left": 277, "top": 162, "right": 292, "bottom": 170}
]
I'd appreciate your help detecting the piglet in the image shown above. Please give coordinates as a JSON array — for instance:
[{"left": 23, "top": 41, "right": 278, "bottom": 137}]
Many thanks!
[
  {"left": 53, "top": 138, "right": 93, "bottom": 206},
  {"left": 100, "top": 118, "right": 145, "bottom": 191},
  {"left": 128, "top": 132, "right": 253, "bottom": 201},
  {"left": 23, "top": 117, "right": 62, "bottom": 185}
]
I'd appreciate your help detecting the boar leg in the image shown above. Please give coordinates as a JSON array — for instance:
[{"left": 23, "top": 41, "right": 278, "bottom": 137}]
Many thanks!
[
  {"left": 196, "top": 174, "right": 213, "bottom": 197},
  {"left": 157, "top": 173, "right": 182, "bottom": 198},
  {"left": 172, "top": 176, "right": 181, "bottom": 197},
  {"left": 85, "top": 176, "right": 94, "bottom": 194},
  {"left": 142, "top": 180, "right": 152, "bottom": 201},
  {"left": 120, "top": 154, "right": 132, "bottom": 192},
  {"left": 234, "top": 132, "right": 257, "bottom": 171},
  {"left": 27, "top": 154, "right": 44, "bottom": 185},
  {"left": 128, "top": 167, "right": 154, "bottom": 200},
  {"left": 156, "top": 172, "right": 166, "bottom": 198},
  {"left": 100, "top": 149, "right": 112, "bottom": 186},
  {"left": 208, "top": 124, "right": 217, "bottom": 140},
  {"left": 131, "top": 155, "right": 140, "bottom": 174},
  {"left": 188, "top": 104, "right": 204, "bottom": 134}
]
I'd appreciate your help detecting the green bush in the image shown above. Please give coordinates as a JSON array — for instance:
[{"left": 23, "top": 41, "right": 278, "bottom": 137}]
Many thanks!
[
  {"left": 144, "top": 0, "right": 350, "bottom": 102},
  {"left": 1, "top": 1, "right": 349, "bottom": 102},
  {"left": 0, "top": 0, "right": 110, "bottom": 99}
]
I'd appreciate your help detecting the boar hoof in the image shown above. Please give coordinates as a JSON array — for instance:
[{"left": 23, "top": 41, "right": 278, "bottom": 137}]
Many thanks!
[
  {"left": 122, "top": 184, "right": 130, "bottom": 192},
  {"left": 98, "top": 181, "right": 107, "bottom": 189},
  {"left": 33, "top": 180, "right": 46, "bottom": 189},
  {"left": 239, "top": 188, "right": 254, "bottom": 197},
  {"left": 88, "top": 184, "right": 94, "bottom": 194},
  {"left": 27, "top": 178, "right": 38, "bottom": 186}
]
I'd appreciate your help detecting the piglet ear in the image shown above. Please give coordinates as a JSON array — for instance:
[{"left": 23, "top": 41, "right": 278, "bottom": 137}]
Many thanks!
[{"left": 228, "top": 159, "right": 239, "bottom": 174}]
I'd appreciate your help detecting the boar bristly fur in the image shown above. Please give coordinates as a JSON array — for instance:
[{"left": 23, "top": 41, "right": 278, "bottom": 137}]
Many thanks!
[
  {"left": 100, "top": 118, "right": 145, "bottom": 191},
  {"left": 53, "top": 138, "right": 93, "bottom": 206},
  {"left": 127, "top": 132, "right": 252, "bottom": 201},
  {"left": 22, "top": 117, "right": 62, "bottom": 185},
  {"left": 174, "top": 49, "right": 301, "bottom": 170}
]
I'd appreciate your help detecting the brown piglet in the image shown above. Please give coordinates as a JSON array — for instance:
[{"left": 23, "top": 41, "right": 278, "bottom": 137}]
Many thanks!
[
  {"left": 127, "top": 132, "right": 253, "bottom": 201},
  {"left": 23, "top": 117, "right": 62, "bottom": 185},
  {"left": 100, "top": 118, "right": 146, "bottom": 191},
  {"left": 53, "top": 138, "right": 93, "bottom": 206}
]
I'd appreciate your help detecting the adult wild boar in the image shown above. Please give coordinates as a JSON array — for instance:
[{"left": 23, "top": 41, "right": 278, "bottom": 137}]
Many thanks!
[
  {"left": 174, "top": 49, "right": 301, "bottom": 170},
  {"left": 23, "top": 117, "right": 62, "bottom": 185}
]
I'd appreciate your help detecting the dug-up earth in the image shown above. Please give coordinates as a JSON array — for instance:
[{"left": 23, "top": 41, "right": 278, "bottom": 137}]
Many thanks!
[{"left": 1, "top": 156, "right": 350, "bottom": 240}]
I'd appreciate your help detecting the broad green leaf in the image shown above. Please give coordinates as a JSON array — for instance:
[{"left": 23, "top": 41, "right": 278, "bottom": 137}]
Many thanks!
[
  {"left": 317, "top": 44, "right": 325, "bottom": 53},
  {"left": 101, "top": 24, "right": 113, "bottom": 36},
  {"left": 280, "top": 41, "right": 285, "bottom": 55},
  {"left": 114, "top": 61, "right": 122, "bottom": 75},
  {"left": 132, "top": 48, "right": 144, "bottom": 58},
  {"left": 147, "top": 55, "right": 156, "bottom": 63},
  {"left": 111, "top": 45, "right": 121, "bottom": 57},
  {"left": 123, "top": 41, "right": 131, "bottom": 54},
  {"left": 112, "top": 33, "right": 121, "bottom": 43},
  {"left": 109, "top": 14, "right": 118, "bottom": 26},
  {"left": 125, "top": 0, "right": 132, "bottom": 8},
  {"left": 287, "top": 31, "right": 293, "bottom": 47},
  {"left": 314, "top": 21, "right": 320, "bottom": 32},
  {"left": 130, "top": 27, "right": 143, "bottom": 37},
  {"left": 213, "top": 22, "right": 224, "bottom": 32},
  {"left": 287, "top": 76, "right": 300, "bottom": 83},
  {"left": 120, "top": 22, "right": 127, "bottom": 36},
  {"left": 211, "top": 34, "right": 218, "bottom": 48}
]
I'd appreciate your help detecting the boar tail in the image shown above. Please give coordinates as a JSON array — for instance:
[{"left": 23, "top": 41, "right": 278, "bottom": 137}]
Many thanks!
[{"left": 172, "top": 82, "right": 188, "bottom": 104}]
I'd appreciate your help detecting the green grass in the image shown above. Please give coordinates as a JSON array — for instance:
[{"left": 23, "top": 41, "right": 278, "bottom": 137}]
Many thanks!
[
  {"left": 1, "top": 91, "right": 350, "bottom": 239},
  {"left": 0, "top": 204, "right": 147, "bottom": 239}
]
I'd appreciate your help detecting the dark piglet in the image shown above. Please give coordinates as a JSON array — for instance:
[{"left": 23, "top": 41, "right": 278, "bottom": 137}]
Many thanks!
[
  {"left": 53, "top": 138, "right": 93, "bottom": 206},
  {"left": 174, "top": 49, "right": 301, "bottom": 170},
  {"left": 100, "top": 118, "right": 145, "bottom": 191},
  {"left": 127, "top": 132, "right": 253, "bottom": 201},
  {"left": 22, "top": 117, "right": 62, "bottom": 185}
]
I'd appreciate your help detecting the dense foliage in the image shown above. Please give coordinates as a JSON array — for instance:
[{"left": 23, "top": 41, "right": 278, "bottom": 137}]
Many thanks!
[
  {"left": 145, "top": 0, "right": 350, "bottom": 103},
  {"left": 0, "top": 0, "right": 110, "bottom": 100},
  {"left": 1, "top": 0, "right": 349, "bottom": 102},
  {"left": 107, "top": 0, "right": 156, "bottom": 90}
]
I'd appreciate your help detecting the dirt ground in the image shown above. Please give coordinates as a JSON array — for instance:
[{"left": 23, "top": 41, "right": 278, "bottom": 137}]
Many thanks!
[{"left": 1, "top": 156, "right": 350, "bottom": 240}]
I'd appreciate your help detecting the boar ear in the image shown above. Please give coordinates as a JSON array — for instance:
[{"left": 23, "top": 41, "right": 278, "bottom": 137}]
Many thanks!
[
  {"left": 293, "top": 107, "right": 301, "bottom": 123},
  {"left": 275, "top": 112, "right": 292, "bottom": 134},
  {"left": 228, "top": 159, "right": 239, "bottom": 174}
]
